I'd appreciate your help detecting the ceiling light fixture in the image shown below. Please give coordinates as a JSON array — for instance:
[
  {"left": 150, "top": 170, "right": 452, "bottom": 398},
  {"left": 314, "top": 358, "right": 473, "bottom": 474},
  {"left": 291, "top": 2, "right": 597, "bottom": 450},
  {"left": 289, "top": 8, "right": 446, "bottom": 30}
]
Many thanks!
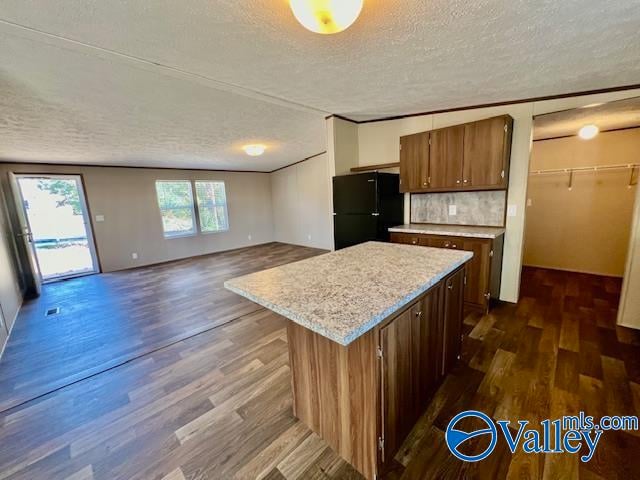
[
  {"left": 243, "top": 144, "right": 267, "bottom": 156},
  {"left": 578, "top": 124, "right": 599, "bottom": 140},
  {"left": 289, "top": 0, "right": 364, "bottom": 34}
]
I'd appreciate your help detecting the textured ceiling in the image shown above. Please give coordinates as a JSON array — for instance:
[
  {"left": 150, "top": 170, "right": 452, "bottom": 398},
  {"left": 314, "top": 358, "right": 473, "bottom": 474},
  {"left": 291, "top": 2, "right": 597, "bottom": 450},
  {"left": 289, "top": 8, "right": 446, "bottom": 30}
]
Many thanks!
[
  {"left": 1, "top": 0, "right": 639, "bottom": 169},
  {"left": 534, "top": 97, "right": 640, "bottom": 140}
]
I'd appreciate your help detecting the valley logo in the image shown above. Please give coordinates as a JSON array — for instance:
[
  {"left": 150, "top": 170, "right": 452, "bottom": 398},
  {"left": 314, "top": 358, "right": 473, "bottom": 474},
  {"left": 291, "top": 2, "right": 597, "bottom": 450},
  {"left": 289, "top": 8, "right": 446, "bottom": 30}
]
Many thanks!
[{"left": 446, "top": 410, "right": 639, "bottom": 463}]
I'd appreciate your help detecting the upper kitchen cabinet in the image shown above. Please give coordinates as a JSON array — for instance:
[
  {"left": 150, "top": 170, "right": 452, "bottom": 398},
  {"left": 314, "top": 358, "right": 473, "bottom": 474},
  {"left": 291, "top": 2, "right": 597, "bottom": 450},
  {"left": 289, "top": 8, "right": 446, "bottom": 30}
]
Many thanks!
[
  {"left": 429, "top": 124, "right": 465, "bottom": 190},
  {"left": 463, "top": 115, "right": 514, "bottom": 190},
  {"left": 399, "top": 132, "right": 429, "bottom": 192},
  {"left": 398, "top": 115, "right": 514, "bottom": 193}
]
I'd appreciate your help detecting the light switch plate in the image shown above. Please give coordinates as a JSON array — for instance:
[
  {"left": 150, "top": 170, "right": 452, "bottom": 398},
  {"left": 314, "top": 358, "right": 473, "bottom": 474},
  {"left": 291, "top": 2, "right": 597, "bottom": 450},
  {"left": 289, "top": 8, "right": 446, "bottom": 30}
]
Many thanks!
[
  {"left": 507, "top": 204, "right": 518, "bottom": 217},
  {"left": 95, "top": 215, "right": 105, "bottom": 222},
  {"left": 132, "top": 253, "right": 138, "bottom": 260},
  {"left": 448, "top": 205, "right": 457, "bottom": 216},
  {"left": 527, "top": 198, "right": 532, "bottom": 207}
]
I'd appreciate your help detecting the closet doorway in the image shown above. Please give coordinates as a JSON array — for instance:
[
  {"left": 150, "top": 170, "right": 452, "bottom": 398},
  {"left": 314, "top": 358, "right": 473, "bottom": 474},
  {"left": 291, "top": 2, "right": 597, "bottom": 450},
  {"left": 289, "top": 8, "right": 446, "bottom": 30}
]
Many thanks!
[{"left": 523, "top": 97, "right": 639, "bottom": 324}]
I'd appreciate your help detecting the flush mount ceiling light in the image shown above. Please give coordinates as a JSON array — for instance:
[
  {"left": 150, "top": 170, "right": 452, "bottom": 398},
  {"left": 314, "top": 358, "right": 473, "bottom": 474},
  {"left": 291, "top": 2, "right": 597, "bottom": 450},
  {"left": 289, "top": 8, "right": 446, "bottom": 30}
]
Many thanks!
[
  {"left": 578, "top": 124, "right": 599, "bottom": 140},
  {"left": 243, "top": 144, "right": 267, "bottom": 156},
  {"left": 289, "top": 0, "right": 364, "bottom": 34}
]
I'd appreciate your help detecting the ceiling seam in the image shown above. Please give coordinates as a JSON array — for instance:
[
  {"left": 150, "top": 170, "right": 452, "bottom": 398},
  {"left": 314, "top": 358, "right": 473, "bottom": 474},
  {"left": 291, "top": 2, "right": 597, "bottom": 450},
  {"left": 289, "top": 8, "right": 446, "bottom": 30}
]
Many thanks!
[{"left": 0, "top": 17, "right": 330, "bottom": 117}]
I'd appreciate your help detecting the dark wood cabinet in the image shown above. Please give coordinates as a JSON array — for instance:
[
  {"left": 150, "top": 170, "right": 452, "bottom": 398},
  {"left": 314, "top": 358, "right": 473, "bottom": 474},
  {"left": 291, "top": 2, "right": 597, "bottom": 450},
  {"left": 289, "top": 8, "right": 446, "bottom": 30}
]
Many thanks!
[
  {"left": 399, "top": 132, "right": 429, "bottom": 192},
  {"left": 429, "top": 124, "right": 465, "bottom": 190},
  {"left": 398, "top": 115, "right": 513, "bottom": 193},
  {"left": 463, "top": 115, "right": 513, "bottom": 189},
  {"left": 443, "top": 268, "right": 465, "bottom": 374},
  {"left": 378, "top": 269, "right": 464, "bottom": 473},
  {"left": 390, "top": 231, "right": 504, "bottom": 311},
  {"left": 287, "top": 266, "right": 468, "bottom": 479}
]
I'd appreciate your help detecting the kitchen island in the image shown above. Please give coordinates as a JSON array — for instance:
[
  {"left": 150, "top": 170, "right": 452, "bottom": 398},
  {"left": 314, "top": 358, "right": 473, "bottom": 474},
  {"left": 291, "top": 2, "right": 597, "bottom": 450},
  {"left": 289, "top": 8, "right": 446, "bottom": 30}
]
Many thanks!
[{"left": 225, "top": 242, "right": 472, "bottom": 479}]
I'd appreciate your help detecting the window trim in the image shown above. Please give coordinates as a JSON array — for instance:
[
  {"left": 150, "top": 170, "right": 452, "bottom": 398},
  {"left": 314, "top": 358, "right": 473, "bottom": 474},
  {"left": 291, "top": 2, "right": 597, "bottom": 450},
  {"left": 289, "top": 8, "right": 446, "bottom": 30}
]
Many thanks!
[
  {"left": 155, "top": 180, "right": 198, "bottom": 239},
  {"left": 194, "top": 180, "right": 230, "bottom": 235},
  {"left": 154, "top": 179, "right": 230, "bottom": 239}
]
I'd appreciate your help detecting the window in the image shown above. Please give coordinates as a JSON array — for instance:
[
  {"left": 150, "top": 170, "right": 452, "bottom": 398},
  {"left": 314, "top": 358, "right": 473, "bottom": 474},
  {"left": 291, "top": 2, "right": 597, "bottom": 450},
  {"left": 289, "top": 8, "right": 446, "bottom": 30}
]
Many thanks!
[
  {"left": 155, "top": 181, "right": 196, "bottom": 238},
  {"left": 195, "top": 181, "right": 229, "bottom": 233}
]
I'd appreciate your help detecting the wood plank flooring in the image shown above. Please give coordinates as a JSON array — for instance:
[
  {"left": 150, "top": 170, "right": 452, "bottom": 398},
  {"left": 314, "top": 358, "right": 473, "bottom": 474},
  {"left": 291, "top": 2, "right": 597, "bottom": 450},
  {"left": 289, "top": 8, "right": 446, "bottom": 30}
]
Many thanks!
[
  {"left": 1, "top": 249, "right": 640, "bottom": 479},
  {"left": 0, "top": 242, "right": 325, "bottom": 413}
]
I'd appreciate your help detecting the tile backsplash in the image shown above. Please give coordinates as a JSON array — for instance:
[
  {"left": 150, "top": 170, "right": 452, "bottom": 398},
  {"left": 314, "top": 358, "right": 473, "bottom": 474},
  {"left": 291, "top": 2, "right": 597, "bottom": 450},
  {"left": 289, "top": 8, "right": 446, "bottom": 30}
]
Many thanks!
[{"left": 411, "top": 190, "right": 507, "bottom": 227}]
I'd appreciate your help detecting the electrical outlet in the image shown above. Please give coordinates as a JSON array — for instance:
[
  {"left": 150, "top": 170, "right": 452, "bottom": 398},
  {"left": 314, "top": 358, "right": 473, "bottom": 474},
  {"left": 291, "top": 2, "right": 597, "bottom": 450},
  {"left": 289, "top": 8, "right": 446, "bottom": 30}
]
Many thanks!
[
  {"left": 247, "top": 234, "right": 252, "bottom": 241},
  {"left": 527, "top": 198, "right": 532, "bottom": 207},
  {"left": 95, "top": 214, "right": 105, "bottom": 222},
  {"left": 507, "top": 205, "right": 518, "bottom": 217},
  {"left": 307, "top": 234, "right": 312, "bottom": 241},
  {"left": 448, "top": 205, "right": 457, "bottom": 216},
  {"left": 132, "top": 253, "right": 138, "bottom": 260}
]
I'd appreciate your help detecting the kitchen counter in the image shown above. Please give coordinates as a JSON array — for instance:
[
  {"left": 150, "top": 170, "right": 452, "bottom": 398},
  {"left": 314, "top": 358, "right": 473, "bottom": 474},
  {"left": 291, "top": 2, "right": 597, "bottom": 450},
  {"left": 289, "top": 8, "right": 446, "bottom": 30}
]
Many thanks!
[
  {"left": 389, "top": 223, "right": 505, "bottom": 239},
  {"left": 224, "top": 241, "right": 472, "bottom": 346}
]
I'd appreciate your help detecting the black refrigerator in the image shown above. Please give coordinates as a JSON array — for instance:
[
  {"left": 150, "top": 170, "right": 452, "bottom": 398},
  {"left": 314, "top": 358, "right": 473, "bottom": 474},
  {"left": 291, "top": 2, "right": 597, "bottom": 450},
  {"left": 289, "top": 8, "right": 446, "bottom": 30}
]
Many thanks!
[{"left": 333, "top": 172, "right": 404, "bottom": 250}]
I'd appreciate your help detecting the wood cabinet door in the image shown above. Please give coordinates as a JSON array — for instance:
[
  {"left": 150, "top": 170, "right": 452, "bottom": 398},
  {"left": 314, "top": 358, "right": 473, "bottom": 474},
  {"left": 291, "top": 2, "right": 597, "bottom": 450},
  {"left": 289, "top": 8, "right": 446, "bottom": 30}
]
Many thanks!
[
  {"left": 380, "top": 306, "right": 415, "bottom": 464},
  {"left": 429, "top": 125, "right": 465, "bottom": 189},
  {"left": 413, "top": 285, "right": 444, "bottom": 405},
  {"left": 460, "top": 238, "right": 492, "bottom": 308},
  {"left": 399, "top": 132, "right": 429, "bottom": 192},
  {"left": 442, "top": 268, "right": 465, "bottom": 374},
  {"left": 463, "top": 116, "right": 512, "bottom": 189},
  {"left": 380, "top": 286, "right": 442, "bottom": 466}
]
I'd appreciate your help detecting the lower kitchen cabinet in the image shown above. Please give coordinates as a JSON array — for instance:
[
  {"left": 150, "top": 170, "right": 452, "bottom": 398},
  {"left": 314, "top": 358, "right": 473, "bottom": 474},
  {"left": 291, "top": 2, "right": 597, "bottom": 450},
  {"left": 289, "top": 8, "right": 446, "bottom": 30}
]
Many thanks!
[
  {"left": 286, "top": 266, "right": 468, "bottom": 479},
  {"left": 390, "top": 231, "right": 504, "bottom": 311},
  {"left": 378, "top": 268, "right": 463, "bottom": 473},
  {"left": 379, "top": 283, "right": 443, "bottom": 464}
]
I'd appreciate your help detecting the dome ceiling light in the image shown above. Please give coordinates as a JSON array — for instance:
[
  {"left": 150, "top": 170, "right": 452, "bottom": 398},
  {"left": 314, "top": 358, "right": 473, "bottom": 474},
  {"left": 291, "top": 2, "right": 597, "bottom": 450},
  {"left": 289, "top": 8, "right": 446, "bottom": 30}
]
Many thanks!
[
  {"left": 289, "top": 0, "right": 364, "bottom": 34},
  {"left": 578, "top": 124, "right": 599, "bottom": 140},
  {"left": 243, "top": 144, "right": 267, "bottom": 156}
]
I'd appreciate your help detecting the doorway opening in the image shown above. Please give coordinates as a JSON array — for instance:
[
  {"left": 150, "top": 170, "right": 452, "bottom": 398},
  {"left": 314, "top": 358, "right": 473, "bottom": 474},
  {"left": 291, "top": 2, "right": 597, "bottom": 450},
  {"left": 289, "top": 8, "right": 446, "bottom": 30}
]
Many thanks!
[
  {"left": 14, "top": 174, "right": 99, "bottom": 282},
  {"left": 522, "top": 97, "right": 640, "bottom": 324}
]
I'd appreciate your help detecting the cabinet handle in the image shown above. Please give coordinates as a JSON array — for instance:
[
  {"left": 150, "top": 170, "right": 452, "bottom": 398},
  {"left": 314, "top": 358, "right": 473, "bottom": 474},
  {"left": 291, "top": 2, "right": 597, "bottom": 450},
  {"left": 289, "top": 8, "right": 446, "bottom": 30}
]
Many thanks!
[
  {"left": 452, "top": 244, "right": 457, "bottom": 248},
  {"left": 456, "top": 180, "right": 461, "bottom": 184},
  {"left": 463, "top": 179, "right": 468, "bottom": 184},
  {"left": 412, "top": 239, "right": 417, "bottom": 245},
  {"left": 448, "top": 284, "right": 453, "bottom": 290},
  {"left": 416, "top": 311, "right": 423, "bottom": 318}
]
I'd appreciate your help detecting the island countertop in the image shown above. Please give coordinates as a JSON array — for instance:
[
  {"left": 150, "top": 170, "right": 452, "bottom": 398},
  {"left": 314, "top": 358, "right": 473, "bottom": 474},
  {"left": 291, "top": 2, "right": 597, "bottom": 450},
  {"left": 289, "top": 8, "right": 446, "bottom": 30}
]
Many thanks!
[{"left": 224, "top": 241, "right": 472, "bottom": 346}]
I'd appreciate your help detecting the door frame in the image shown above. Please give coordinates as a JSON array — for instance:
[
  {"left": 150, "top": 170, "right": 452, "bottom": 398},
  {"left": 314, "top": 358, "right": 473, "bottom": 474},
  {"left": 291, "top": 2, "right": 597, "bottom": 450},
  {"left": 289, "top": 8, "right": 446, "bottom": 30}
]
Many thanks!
[{"left": 14, "top": 173, "right": 101, "bottom": 283}]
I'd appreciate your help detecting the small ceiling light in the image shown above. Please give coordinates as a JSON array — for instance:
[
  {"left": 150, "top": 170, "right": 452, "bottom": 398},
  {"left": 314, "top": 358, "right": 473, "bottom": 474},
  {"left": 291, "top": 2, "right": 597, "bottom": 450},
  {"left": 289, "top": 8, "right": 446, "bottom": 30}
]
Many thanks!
[
  {"left": 578, "top": 124, "right": 599, "bottom": 140},
  {"left": 243, "top": 144, "right": 266, "bottom": 156},
  {"left": 289, "top": 0, "right": 364, "bottom": 34}
]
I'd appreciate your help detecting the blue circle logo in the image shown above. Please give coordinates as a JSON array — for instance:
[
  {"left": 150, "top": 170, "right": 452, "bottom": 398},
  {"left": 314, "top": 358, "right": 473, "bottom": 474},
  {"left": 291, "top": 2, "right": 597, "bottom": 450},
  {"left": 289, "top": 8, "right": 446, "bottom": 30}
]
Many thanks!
[{"left": 445, "top": 410, "right": 497, "bottom": 462}]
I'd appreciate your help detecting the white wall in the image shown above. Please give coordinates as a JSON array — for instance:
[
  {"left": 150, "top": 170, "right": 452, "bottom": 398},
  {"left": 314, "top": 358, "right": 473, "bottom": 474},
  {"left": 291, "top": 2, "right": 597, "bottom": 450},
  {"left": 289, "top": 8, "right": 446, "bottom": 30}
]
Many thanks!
[
  {"left": 619, "top": 184, "right": 640, "bottom": 328},
  {"left": 524, "top": 130, "right": 639, "bottom": 276},
  {"left": 0, "top": 188, "right": 23, "bottom": 356},
  {"left": 0, "top": 164, "right": 275, "bottom": 272},
  {"left": 351, "top": 89, "right": 640, "bottom": 303},
  {"left": 270, "top": 153, "right": 333, "bottom": 250}
]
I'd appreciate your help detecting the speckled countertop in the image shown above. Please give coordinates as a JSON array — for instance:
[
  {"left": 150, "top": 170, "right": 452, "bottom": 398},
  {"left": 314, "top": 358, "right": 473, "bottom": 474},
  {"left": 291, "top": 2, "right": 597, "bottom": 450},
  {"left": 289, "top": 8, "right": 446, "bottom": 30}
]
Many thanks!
[
  {"left": 389, "top": 224, "right": 505, "bottom": 239},
  {"left": 224, "top": 242, "right": 472, "bottom": 346}
]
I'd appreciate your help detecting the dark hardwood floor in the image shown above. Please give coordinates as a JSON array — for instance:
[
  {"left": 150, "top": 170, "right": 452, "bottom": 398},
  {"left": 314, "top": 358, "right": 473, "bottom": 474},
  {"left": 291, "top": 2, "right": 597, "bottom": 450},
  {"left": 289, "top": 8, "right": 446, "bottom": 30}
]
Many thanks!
[
  {"left": 1, "top": 249, "right": 640, "bottom": 479},
  {"left": 0, "top": 242, "right": 325, "bottom": 413}
]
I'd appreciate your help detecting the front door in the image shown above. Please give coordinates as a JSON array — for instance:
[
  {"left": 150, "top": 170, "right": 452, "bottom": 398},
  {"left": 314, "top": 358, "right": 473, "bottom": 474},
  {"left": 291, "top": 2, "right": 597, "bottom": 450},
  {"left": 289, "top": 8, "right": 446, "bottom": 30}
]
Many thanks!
[{"left": 14, "top": 174, "right": 99, "bottom": 283}]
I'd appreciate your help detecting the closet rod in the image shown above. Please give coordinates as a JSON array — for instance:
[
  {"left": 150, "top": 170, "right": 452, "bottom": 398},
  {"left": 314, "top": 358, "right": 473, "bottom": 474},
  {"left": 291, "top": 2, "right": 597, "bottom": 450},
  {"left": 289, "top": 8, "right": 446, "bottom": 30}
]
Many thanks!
[{"left": 530, "top": 163, "right": 639, "bottom": 175}]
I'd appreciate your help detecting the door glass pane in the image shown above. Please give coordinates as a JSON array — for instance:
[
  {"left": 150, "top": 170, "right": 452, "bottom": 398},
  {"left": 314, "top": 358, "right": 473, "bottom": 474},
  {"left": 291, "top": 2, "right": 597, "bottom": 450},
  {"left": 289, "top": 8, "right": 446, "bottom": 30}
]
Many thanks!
[{"left": 17, "top": 177, "right": 97, "bottom": 281}]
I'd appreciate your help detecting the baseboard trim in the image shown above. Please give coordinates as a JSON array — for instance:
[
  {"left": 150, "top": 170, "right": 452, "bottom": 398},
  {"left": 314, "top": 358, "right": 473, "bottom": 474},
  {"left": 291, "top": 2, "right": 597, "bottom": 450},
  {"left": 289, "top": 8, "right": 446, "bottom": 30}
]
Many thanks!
[{"left": 522, "top": 264, "right": 624, "bottom": 278}]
